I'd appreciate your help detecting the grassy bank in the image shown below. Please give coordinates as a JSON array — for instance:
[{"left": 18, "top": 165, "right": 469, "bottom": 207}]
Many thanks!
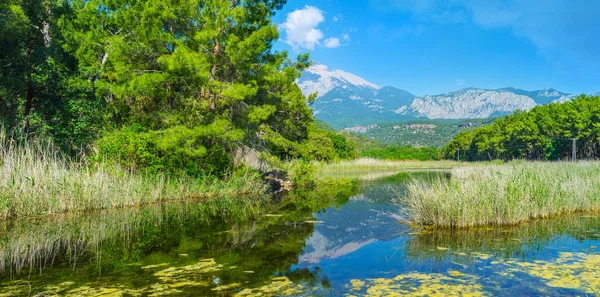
[
  {"left": 0, "top": 136, "right": 267, "bottom": 220},
  {"left": 405, "top": 161, "right": 600, "bottom": 228},
  {"left": 318, "top": 158, "right": 461, "bottom": 172},
  {"left": 317, "top": 158, "right": 462, "bottom": 180}
]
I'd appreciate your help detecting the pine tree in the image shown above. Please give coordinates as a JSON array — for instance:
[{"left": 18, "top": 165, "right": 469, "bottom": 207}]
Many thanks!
[{"left": 63, "top": 0, "right": 315, "bottom": 173}]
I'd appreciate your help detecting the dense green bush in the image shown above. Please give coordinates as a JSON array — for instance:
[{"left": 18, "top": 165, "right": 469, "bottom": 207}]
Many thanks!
[
  {"left": 302, "top": 127, "right": 337, "bottom": 161},
  {"left": 94, "top": 126, "right": 232, "bottom": 177},
  {"left": 300, "top": 125, "right": 358, "bottom": 162},
  {"left": 94, "top": 126, "right": 164, "bottom": 174},
  {"left": 330, "top": 134, "right": 358, "bottom": 159}
]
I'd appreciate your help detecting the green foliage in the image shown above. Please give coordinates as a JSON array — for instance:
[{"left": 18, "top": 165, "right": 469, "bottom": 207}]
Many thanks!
[
  {"left": 362, "top": 145, "right": 439, "bottom": 161},
  {"left": 440, "top": 130, "right": 474, "bottom": 161},
  {"left": 0, "top": 0, "right": 106, "bottom": 153},
  {"left": 313, "top": 119, "right": 337, "bottom": 133},
  {"left": 0, "top": 130, "right": 266, "bottom": 220},
  {"left": 330, "top": 134, "right": 357, "bottom": 159},
  {"left": 302, "top": 127, "right": 337, "bottom": 161},
  {"left": 95, "top": 126, "right": 164, "bottom": 174},
  {"left": 360, "top": 119, "right": 493, "bottom": 148},
  {"left": 68, "top": 0, "right": 313, "bottom": 163},
  {"left": 301, "top": 125, "right": 358, "bottom": 161},
  {"left": 2, "top": 0, "right": 343, "bottom": 173},
  {"left": 95, "top": 126, "right": 232, "bottom": 177},
  {"left": 442, "top": 95, "right": 600, "bottom": 161},
  {"left": 287, "top": 161, "right": 318, "bottom": 189}
]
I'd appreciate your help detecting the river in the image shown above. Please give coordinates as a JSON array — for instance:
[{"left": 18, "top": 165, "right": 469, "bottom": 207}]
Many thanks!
[{"left": 1, "top": 172, "right": 599, "bottom": 296}]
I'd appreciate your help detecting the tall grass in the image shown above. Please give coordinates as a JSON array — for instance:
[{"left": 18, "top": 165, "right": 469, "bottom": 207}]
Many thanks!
[
  {"left": 405, "top": 161, "right": 600, "bottom": 228},
  {"left": 0, "top": 132, "right": 266, "bottom": 220},
  {"left": 317, "top": 158, "right": 461, "bottom": 174}
]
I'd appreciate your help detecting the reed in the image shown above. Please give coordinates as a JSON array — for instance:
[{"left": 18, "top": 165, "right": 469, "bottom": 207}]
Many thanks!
[
  {"left": 404, "top": 161, "right": 600, "bottom": 228},
  {"left": 0, "top": 132, "right": 266, "bottom": 220},
  {"left": 318, "top": 158, "right": 461, "bottom": 174}
]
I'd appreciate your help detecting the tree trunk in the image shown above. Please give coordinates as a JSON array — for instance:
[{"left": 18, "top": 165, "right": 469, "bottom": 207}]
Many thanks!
[
  {"left": 23, "top": 39, "right": 37, "bottom": 133},
  {"left": 42, "top": 6, "right": 51, "bottom": 48},
  {"left": 209, "top": 37, "right": 219, "bottom": 113},
  {"left": 93, "top": 51, "right": 109, "bottom": 85}
]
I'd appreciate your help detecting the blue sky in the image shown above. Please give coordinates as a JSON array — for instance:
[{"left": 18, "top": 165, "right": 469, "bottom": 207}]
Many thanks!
[{"left": 272, "top": 0, "right": 600, "bottom": 96}]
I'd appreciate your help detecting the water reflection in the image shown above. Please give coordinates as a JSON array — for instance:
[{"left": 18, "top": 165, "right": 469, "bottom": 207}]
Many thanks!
[
  {"left": 1, "top": 172, "right": 599, "bottom": 296},
  {"left": 0, "top": 180, "right": 357, "bottom": 295}
]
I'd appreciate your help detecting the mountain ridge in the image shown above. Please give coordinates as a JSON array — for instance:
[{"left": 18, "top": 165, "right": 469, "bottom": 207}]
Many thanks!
[{"left": 299, "top": 64, "right": 594, "bottom": 129}]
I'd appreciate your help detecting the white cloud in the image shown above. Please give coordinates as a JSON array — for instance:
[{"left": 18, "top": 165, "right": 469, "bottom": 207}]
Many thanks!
[
  {"left": 333, "top": 16, "right": 339, "bottom": 22},
  {"left": 280, "top": 6, "right": 325, "bottom": 50},
  {"left": 324, "top": 37, "right": 341, "bottom": 48},
  {"left": 342, "top": 33, "right": 351, "bottom": 41}
]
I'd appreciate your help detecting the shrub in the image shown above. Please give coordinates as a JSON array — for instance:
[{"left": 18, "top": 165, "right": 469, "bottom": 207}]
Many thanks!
[
  {"left": 95, "top": 125, "right": 164, "bottom": 174},
  {"left": 330, "top": 134, "right": 358, "bottom": 159},
  {"left": 94, "top": 126, "right": 232, "bottom": 177}
]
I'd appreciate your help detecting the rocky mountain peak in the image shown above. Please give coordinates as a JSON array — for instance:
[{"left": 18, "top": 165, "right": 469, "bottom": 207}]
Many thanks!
[
  {"left": 298, "top": 63, "right": 380, "bottom": 97},
  {"left": 299, "top": 63, "right": 588, "bottom": 129}
]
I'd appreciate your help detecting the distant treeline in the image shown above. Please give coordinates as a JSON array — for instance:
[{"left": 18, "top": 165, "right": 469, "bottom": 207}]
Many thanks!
[
  {"left": 442, "top": 95, "right": 600, "bottom": 161},
  {"left": 361, "top": 119, "right": 493, "bottom": 148},
  {"left": 331, "top": 126, "right": 440, "bottom": 161}
]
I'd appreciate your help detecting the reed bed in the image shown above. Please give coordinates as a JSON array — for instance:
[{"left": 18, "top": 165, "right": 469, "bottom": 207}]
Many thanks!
[
  {"left": 405, "top": 161, "right": 600, "bottom": 228},
  {"left": 0, "top": 133, "right": 266, "bottom": 220},
  {"left": 318, "top": 158, "right": 462, "bottom": 173}
]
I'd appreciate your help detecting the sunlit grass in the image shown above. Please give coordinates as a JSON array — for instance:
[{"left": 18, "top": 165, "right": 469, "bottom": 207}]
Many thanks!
[
  {"left": 404, "top": 161, "right": 600, "bottom": 228},
  {"left": 316, "top": 158, "right": 463, "bottom": 180},
  {"left": 0, "top": 132, "right": 266, "bottom": 220}
]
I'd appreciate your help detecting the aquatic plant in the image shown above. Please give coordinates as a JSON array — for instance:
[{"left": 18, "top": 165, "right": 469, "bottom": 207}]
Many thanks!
[
  {"left": 345, "top": 271, "right": 487, "bottom": 296},
  {"left": 496, "top": 252, "right": 600, "bottom": 294},
  {"left": 0, "top": 257, "right": 313, "bottom": 297},
  {"left": 404, "top": 161, "right": 600, "bottom": 228},
  {"left": 0, "top": 132, "right": 266, "bottom": 220},
  {"left": 235, "top": 276, "right": 306, "bottom": 296}
]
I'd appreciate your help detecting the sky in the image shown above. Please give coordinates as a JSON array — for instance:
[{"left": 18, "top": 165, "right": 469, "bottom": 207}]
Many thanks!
[{"left": 272, "top": 0, "right": 600, "bottom": 96}]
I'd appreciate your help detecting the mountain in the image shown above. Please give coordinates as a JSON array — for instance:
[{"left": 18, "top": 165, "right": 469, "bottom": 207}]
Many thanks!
[
  {"left": 298, "top": 64, "right": 416, "bottom": 129},
  {"left": 395, "top": 87, "right": 578, "bottom": 119},
  {"left": 298, "top": 184, "right": 407, "bottom": 265},
  {"left": 398, "top": 88, "right": 537, "bottom": 119},
  {"left": 299, "top": 64, "right": 589, "bottom": 129},
  {"left": 297, "top": 63, "right": 380, "bottom": 97}
]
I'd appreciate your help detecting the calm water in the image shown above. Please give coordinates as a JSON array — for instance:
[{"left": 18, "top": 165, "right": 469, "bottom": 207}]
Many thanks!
[{"left": 1, "top": 172, "right": 599, "bottom": 296}]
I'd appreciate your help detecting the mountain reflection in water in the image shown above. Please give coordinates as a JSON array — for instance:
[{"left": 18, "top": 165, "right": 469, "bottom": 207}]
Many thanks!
[{"left": 1, "top": 172, "right": 599, "bottom": 296}]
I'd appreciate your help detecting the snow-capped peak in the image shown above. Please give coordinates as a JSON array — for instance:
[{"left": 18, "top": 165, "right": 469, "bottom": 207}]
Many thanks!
[{"left": 298, "top": 63, "right": 380, "bottom": 97}]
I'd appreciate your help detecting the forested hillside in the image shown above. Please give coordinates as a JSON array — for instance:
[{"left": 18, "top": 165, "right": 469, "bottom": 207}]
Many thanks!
[
  {"left": 315, "top": 120, "right": 440, "bottom": 161},
  {"left": 0, "top": 0, "right": 356, "bottom": 177},
  {"left": 357, "top": 119, "right": 493, "bottom": 148},
  {"left": 442, "top": 95, "right": 600, "bottom": 161}
]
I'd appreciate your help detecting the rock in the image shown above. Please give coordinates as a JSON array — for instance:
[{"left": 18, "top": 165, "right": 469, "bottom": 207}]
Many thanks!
[{"left": 262, "top": 170, "right": 293, "bottom": 193}]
